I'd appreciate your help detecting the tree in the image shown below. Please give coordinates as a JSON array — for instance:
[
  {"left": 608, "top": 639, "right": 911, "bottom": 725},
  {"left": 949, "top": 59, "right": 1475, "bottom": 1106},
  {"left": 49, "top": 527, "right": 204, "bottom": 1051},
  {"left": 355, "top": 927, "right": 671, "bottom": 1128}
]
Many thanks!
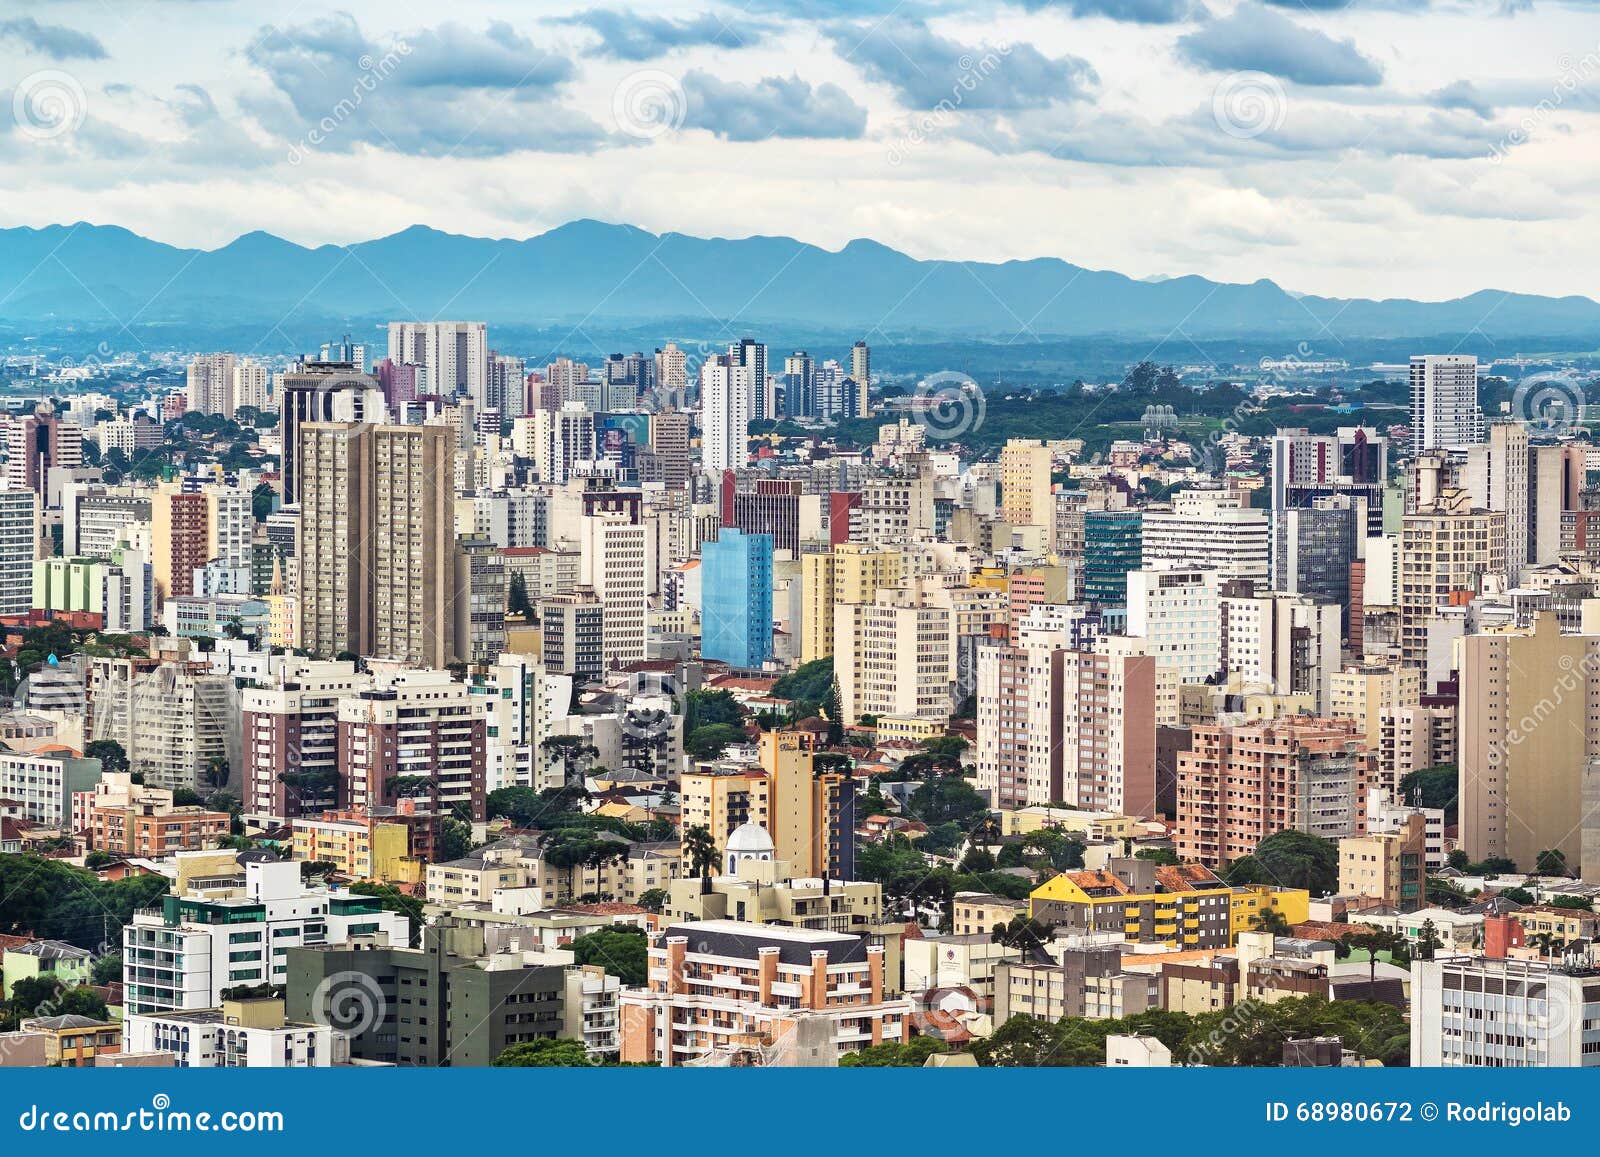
[
  {"left": 92, "top": 953, "right": 122, "bottom": 985},
  {"left": 683, "top": 824, "right": 720, "bottom": 879},
  {"left": 507, "top": 572, "right": 532, "bottom": 617},
  {"left": 684, "top": 723, "right": 742, "bottom": 763},
  {"left": 638, "top": 887, "right": 668, "bottom": 914},
  {"left": 991, "top": 916, "right": 1053, "bottom": 953},
  {"left": 770, "top": 657, "right": 835, "bottom": 706},
  {"left": 541, "top": 736, "right": 599, "bottom": 790},
  {"left": 1549, "top": 894, "right": 1594, "bottom": 911},
  {"left": 436, "top": 818, "right": 473, "bottom": 863},
  {"left": 492, "top": 1038, "right": 594, "bottom": 1067},
  {"left": 1250, "top": 907, "right": 1293, "bottom": 936},
  {"left": 1398, "top": 764, "right": 1458, "bottom": 817},
  {"left": 1415, "top": 919, "right": 1443, "bottom": 961},
  {"left": 85, "top": 740, "right": 129, "bottom": 775},
  {"left": 568, "top": 926, "right": 649, "bottom": 986},
  {"left": 171, "top": 788, "right": 204, "bottom": 807},
  {"left": 349, "top": 882, "right": 424, "bottom": 946},
  {"left": 905, "top": 776, "right": 989, "bottom": 828},
  {"left": 682, "top": 689, "right": 743, "bottom": 732},
  {"left": 486, "top": 786, "right": 544, "bottom": 828},
  {"left": 1135, "top": 848, "right": 1181, "bottom": 866},
  {"left": 839, "top": 1037, "right": 952, "bottom": 1067},
  {"left": 1536, "top": 848, "right": 1572, "bottom": 877},
  {"left": 1225, "top": 830, "right": 1339, "bottom": 896},
  {"left": 959, "top": 847, "right": 996, "bottom": 873}
]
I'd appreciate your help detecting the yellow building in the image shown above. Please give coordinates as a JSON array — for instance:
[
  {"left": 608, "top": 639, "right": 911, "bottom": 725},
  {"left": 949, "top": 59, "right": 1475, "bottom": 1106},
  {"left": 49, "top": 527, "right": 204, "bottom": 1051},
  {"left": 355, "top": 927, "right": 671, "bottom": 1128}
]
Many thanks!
[
  {"left": 679, "top": 732, "right": 854, "bottom": 880},
  {"left": 874, "top": 716, "right": 945, "bottom": 744},
  {"left": 1338, "top": 815, "right": 1426, "bottom": 912},
  {"left": 1030, "top": 861, "right": 1235, "bottom": 949},
  {"left": 289, "top": 807, "right": 427, "bottom": 886},
  {"left": 1228, "top": 884, "right": 1311, "bottom": 938},
  {"left": 999, "top": 439, "right": 1053, "bottom": 528},
  {"left": 1328, "top": 664, "right": 1421, "bottom": 748},
  {"left": 800, "top": 542, "right": 903, "bottom": 664},
  {"left": 20, "top": 1015, "right": 122, "bottom": 1067},
  {"left": 999, "top": 807, "right": 1143, "bottom": 840}
]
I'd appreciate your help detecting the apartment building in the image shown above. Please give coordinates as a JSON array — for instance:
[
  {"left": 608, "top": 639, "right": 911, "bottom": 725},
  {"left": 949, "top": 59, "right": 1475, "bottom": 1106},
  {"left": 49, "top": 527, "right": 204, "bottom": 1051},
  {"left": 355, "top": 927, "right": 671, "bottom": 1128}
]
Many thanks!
[
  {"left": 123, "top": 854, "right": 410, "bottom": 1015},
  {"left": 1398, "top": 488, "right": 1507, "bottom": 664},
  {"left": 87, "top": 772, "right": 230, "bottom": 856},
  {"left": 1459, "top": 613, "right": 1599, "bottom": 874},
  {"left": 1412, "top": 956, "right": 1600, "bottom": 1067},
  {"left": 337, "top": 669, "right": 487, "bottom": 821},
  {"left": 1339, "top": 813, "right": 1427, "bottom": 911},
  {"left": 1174, "top": 718, "right": 1372, "bottom": 868},
  {"left": 241, "top": 659, "right": 369, "bottom": 824},
  {"left": 618, "top": 921, "right": 912, "bottom": 1066},
  {"left": 125, "top": 997, "right": 333, "bottom": 1068}
]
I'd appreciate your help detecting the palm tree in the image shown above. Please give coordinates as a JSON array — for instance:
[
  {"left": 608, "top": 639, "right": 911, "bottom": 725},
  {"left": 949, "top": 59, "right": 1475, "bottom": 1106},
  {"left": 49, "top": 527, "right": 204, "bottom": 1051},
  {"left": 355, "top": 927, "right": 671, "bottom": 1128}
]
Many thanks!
[
  {"left": 682, "top": 824, "right": 720, "bottom": 879},
  {"left": 1250, "top": 907, "right": 1293, "bottom": 937}
]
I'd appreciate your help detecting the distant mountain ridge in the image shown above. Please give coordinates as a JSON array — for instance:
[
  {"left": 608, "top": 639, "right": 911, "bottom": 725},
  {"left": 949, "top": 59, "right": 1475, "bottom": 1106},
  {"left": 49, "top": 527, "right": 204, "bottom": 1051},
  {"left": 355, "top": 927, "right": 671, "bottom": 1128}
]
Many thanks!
[{"left": 1, "top": 219, "right": 1596, "bottom": 340}]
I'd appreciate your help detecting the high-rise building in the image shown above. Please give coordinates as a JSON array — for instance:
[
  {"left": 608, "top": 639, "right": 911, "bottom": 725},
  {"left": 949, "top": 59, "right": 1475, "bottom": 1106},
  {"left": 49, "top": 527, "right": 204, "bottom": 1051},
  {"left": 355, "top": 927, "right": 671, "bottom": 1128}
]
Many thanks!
[
  {"left": 976, "top": 630, "right": 1157, "bottom": 815},
  {"left": 782, "top": 350, "right": 814, "bottom": 419},
  {"left": 1459, "top": 613, "right": 1598, "bottom": 875},
  {"left": 850, "top": 340, "right": 871, "bottom": 417},
  {"left": 998, "top": 439, "right": 1053, "bottom": 528},
  {"left": 580, "top": 507, "right": 655, "bottom": 671},
  {"left": 701, "top": 354, "right": 751, "bottom": 475},
  {"left": 529, "top": 406, "right": 598, "bottom": 484},
  {"left": 1083, "top": 511, "right": 1142, "bottom": 605},
  {"left": 0, "top": 485, "right": 41, "bottom": 615},
  {"left": 241, "top": 659, "right": 369, "bottom": 824},
  {"left": 834, "top": 579, "right": 954, "bottom": 725},
  {"left": 1461, "top": 420, "right": 1530, "bottom": 581},
  {"left": 186, "top": 353, "right": 237, "bottom": 418},
  {"left": 1409, "top": 354, "right": 1484, "bottom": 452},
  {"left": 653, "top": 344, "right": 688, "bottom": 399},
  {"left": 5, "top": 410, "right": 82, "bottom": 496},
  {"left": 123, "top": 856, "right": 409, "bottom": 1015},
  {"left": 648, "top": 411, "right": 691, "bottom": 491},
  {"left": 296, "top": 424, "right": 372, "bottom": 659},
  {"left": 339, "top": 669, "right": 486, "bottom": 818},
  {"left": 800, "top": 542, "right": 904, "bottom": 665},
  {"left": 277, "top": 362, "right": 387, "bottom": 504},
  {"left": 701, "top": 529, "right": 774, "bottom": 670},
  {"left": 1144, "top": 494, "right": 1270, "bottom": 585},
  {"left": 232, "top": 359, "right": 271, "bottom": 413},
  {"left": 729, "top": 338, "right": 767, "bottom": 421},
  {"left": 1174, "top": 718, "right": 1372, "bottom": 868},
  {"left": 387, "top": 321, "right": 488, "bottom": 407},
  {"left": 296, "top": 423, "right": 458, "bottom": 667},
  {"left": 371, "top": 425, "right": 458, "bottom": 668},
  {"left": 1218, "top": 583, "right": 1342, "bottom": 714},
  {"left": 486, "top": 351, "right": 525, "bottom": 415},
  {"left": 1529, "top": 443, "right": 1587, "bottom": 567},
  {"left": 1398, "top": 488, "right": 1507, "bottom": 664},
  {"left": 1412, "top": 957, "right": 1600, "bottom": 1067},
  {"left": 1125, "top": 567, "right": 1221, "bottom": 685}
]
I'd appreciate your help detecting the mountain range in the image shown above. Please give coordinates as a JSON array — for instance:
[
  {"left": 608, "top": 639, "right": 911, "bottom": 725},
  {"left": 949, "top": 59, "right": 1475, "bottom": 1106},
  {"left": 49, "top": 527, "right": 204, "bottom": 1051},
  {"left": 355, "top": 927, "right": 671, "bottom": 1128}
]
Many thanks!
[{"left": 1, "top": 219, "right": 1596, "bottom": 341}]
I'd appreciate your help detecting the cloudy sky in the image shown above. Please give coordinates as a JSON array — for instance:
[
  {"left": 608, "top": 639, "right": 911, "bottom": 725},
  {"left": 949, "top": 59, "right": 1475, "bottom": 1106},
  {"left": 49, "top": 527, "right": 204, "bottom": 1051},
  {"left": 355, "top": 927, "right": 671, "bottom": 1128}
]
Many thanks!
[{"left": 1, "top": 0, "right": 1596, "bottom": 299}]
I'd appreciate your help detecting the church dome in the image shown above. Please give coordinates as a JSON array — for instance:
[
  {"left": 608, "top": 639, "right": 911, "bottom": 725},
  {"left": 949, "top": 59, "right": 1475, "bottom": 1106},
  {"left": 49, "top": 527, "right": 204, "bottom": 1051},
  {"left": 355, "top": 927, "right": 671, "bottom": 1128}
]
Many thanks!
[{"left": 725, "top": 822, "right": 774, "bottom": 854}]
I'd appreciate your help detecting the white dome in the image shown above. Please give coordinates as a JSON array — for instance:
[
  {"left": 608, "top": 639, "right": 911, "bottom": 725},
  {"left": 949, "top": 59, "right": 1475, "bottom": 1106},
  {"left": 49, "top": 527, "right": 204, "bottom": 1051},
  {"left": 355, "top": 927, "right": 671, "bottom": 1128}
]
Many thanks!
[{"left": 725, "top": 822, "right": 775, "bottom": 854}]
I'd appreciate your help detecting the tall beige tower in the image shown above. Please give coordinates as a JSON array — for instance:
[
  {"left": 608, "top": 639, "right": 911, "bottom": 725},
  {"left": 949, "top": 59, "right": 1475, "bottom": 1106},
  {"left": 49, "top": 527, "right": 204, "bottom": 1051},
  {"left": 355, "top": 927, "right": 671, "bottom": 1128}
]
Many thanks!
[
  {"left": 1459, "top": 613, "right": 1600, "bottom": 875},
  {"left": 296, "top": 422, "right": 458, "bottom": 667}
]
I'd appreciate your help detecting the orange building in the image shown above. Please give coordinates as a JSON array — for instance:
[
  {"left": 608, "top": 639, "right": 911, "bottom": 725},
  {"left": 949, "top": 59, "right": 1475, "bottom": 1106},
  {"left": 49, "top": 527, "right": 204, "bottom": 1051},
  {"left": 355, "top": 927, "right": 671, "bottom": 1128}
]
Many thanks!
[
  {"left": 1174, "top": 718, "right": 1372, "bottom": 869},
  {"left": 618, "top": 920, "right": 913, "bottom": 1065},
  {"left": 88, "top": 773, "right": 230, "bottom": 857}
]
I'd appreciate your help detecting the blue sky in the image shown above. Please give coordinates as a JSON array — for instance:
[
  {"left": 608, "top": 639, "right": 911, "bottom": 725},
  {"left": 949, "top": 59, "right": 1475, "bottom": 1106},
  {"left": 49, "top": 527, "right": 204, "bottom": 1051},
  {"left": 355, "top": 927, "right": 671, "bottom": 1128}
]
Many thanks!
[{"left": 1, "top": 0, "right": 1597, "bottom": 299}]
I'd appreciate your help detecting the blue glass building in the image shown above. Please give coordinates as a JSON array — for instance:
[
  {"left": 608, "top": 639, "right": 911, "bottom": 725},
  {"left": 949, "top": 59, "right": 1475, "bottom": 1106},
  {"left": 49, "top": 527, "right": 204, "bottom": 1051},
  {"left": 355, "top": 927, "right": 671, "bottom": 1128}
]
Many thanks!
[{"left": 701, "top": 528, "right": 774, "bottom": 669}]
